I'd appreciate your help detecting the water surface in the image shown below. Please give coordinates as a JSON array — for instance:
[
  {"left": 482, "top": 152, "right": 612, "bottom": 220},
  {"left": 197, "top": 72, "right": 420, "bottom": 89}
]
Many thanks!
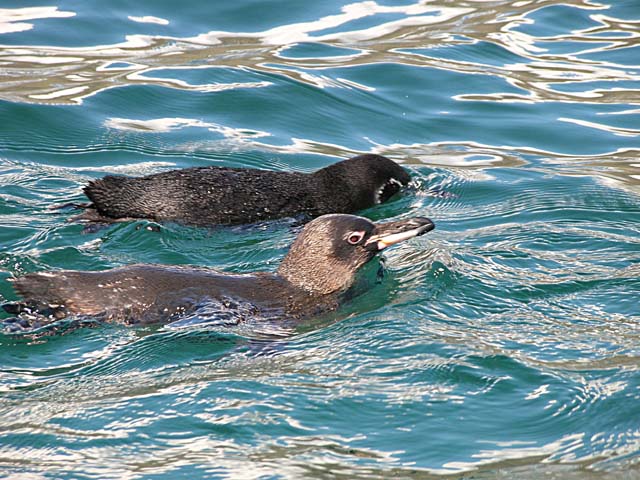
[{"left": 1, "top": 1, "right": 639, "bottom": 478}]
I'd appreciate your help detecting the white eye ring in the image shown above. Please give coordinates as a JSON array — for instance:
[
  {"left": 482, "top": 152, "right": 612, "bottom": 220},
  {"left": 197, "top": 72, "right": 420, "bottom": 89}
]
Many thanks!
[{"left": 347, "top": 231, "right": 365, "bottom": 245}]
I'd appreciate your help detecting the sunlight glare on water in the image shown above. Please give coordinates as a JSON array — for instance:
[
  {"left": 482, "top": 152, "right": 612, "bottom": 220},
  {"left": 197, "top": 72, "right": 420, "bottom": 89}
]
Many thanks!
[{"left": 0, "top": 0, "right": 639, "bottom": 478}]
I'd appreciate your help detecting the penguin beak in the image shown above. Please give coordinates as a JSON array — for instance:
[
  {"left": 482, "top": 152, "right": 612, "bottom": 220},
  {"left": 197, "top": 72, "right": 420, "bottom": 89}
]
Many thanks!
[{"left": 365, "top": 217, "right": 435, "bottom": 251}]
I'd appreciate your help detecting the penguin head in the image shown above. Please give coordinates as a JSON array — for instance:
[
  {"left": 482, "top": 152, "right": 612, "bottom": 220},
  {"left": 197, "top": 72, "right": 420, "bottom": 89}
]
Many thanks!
[
  {"left": 314, "top": 154, "right": 411, "bottom": 210},
  {"left": 278, "top": 213, "right": 434, "bottom": 295}
]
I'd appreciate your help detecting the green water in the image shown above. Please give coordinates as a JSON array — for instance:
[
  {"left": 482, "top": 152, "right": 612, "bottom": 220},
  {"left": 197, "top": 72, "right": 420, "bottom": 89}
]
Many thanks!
[{"left": 1, "top": 1, "right": 639, "bottom": 478}]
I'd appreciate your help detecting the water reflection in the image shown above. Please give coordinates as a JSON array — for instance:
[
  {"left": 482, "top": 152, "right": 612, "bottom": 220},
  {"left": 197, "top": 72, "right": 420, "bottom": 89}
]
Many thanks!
[
  {"left": 0, "top": 0, "right": 636, "bottom": 106},
  {"left": 0, "top": 6, "right": 74, "bottom": 35},
  {"left": 2, "top": 0, "right": 636, "bottom": 190},
  {"left": 100, "top": 114, "right": 640, "bottom": 196}
]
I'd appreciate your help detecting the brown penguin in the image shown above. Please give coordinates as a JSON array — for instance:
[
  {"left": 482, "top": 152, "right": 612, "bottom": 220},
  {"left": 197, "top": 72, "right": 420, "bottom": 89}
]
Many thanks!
[{"left": 3, "top": 214, "right": 434, "bottom": 331}]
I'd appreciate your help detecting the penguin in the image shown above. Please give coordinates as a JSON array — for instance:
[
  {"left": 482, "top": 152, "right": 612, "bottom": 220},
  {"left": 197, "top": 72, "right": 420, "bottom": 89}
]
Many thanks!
[
  {"left": 2, "top": 214, "right": 435, "bottom": 331},
  {"left": 74, "top": 154, "right": 411, "bottom": 226}
]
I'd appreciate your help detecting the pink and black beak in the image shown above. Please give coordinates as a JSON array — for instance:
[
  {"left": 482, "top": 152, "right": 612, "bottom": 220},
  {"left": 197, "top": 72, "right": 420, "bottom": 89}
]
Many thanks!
[{"left": 365, "top": 217, "right": 435, "bottom": 252}]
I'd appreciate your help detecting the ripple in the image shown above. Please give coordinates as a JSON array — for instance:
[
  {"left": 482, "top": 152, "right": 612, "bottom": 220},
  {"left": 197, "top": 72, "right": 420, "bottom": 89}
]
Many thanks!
[
  {"left": 0, "top": 0, "right": 636, "bottom": 109},
  {"left": 0, "top": 7, "right": 75, "bottom": 35},
  {"left": 128, "top": 16, "right": 169, "bottom": 26}
]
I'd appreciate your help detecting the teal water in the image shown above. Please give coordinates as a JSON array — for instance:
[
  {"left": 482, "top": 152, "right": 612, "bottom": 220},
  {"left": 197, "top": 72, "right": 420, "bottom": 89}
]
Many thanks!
[{"left": 1, "top": 1, "right": 639, "bottom": 478}]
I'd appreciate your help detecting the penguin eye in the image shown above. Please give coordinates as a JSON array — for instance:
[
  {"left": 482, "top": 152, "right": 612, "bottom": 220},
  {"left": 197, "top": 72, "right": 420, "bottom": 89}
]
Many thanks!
[{"left": 347, "top": 231, "right": 365, "bottom": 245}]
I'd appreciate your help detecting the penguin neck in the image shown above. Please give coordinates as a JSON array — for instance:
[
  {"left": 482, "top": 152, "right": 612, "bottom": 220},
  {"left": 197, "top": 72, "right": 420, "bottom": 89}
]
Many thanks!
[
  {"left": 310, "top": 166, "right": 372, "bottom": 213},
  {"left": 277, "top": 251, "right": 356, "bottom": 296}
]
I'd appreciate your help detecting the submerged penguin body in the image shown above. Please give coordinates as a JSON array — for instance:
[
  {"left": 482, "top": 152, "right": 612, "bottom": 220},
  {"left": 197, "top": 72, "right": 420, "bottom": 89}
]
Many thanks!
[
  {"left": 8, "top": 266, "right": 319, "bottom": 325},
  {"left": 80, "top": 154, "right": 411, "bottom": 226},
  {"left": 4, "top": 214, "right": 435, "bottom": 330}
]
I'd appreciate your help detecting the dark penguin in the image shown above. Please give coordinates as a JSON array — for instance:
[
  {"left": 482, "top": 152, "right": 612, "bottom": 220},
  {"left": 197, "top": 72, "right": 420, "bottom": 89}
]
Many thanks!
[
  {"left": 2, "top": 214, "right": 434, "bottom": 330},
  {"left": 75, "top": 154, "right": 411, "bottom": 226}
]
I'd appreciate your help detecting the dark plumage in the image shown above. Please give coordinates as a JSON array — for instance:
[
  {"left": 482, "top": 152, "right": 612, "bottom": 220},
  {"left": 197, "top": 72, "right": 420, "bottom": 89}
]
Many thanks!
[
  {"left": 75, "top": 154, "right": 411, "bottom": 226},
  {"left": 3, "top": 214, "right": 434, "bottom": 330}
]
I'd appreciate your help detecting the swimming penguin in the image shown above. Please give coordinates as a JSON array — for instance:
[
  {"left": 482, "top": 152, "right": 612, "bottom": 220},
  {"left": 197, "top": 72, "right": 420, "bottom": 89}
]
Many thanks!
[
  {"left": 2, "top": 214, "right": 434, "bottom": 330},
  {"left": 74, "top": 154, "right": 411, "bottom": 226}
]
